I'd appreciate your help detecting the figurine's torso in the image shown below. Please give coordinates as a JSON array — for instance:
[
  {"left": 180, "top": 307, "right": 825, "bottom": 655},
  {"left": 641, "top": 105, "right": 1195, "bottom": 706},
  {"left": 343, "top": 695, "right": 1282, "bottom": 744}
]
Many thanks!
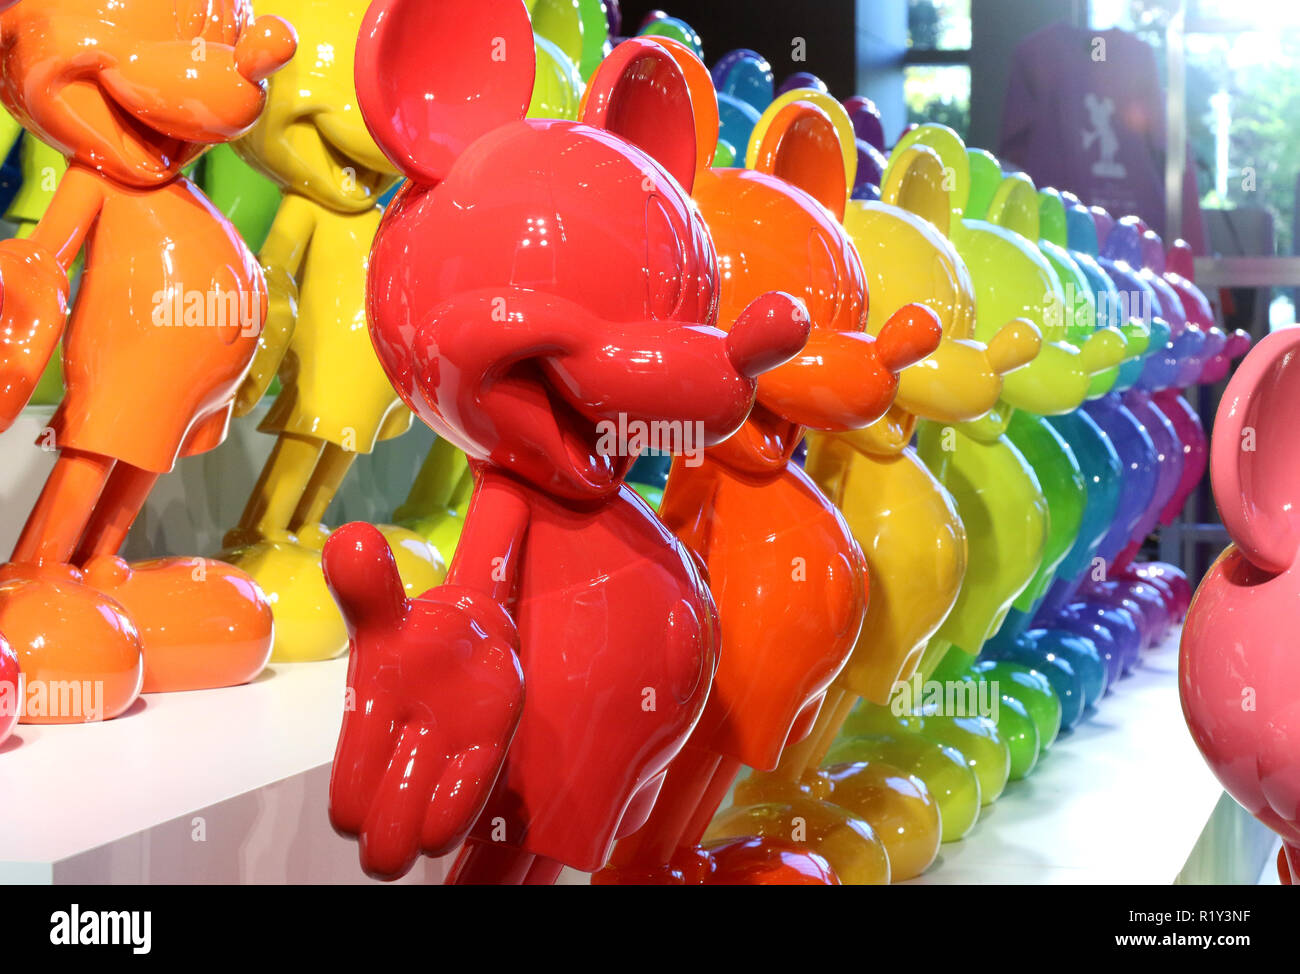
[
  {"left": 261, "top": 198, "right": 410, "bottom": 451},
  {"left": 56, "top": 171, "right": 265, "bottom": 472},
  {"left": 809, "top": 433, "right": 965, "bottom": 704},
  {"left": 660, "top": 452, "right": 867, "bottom": 770},
  {"left": 472, "top": 474, "right": 718, "bottom": 870},
  {"left": 918, "top": 422, "right": 1048, "bottom": 659}
]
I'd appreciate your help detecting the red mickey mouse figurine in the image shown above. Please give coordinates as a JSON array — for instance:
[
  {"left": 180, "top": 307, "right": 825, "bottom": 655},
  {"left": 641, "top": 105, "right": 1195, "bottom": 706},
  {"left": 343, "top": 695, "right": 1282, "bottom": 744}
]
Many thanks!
[{"left": 322, "top": 0, "right": 811, "bottom": 884}]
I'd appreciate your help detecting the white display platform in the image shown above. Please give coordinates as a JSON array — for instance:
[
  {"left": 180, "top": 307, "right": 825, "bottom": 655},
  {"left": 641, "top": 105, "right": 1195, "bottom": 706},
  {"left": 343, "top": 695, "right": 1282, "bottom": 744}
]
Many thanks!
[
  {"left": 0, "top": 628, "right": 1277, "bottom": 885},
  {"left": 896, "top": 634, "right": 1277, "bottom": 885},
  {"left": 0, "top": 406, "right": 1279, "bottom": 885},
  {"left": 0, "top": 659, "right": 449, "bottom": 883}
]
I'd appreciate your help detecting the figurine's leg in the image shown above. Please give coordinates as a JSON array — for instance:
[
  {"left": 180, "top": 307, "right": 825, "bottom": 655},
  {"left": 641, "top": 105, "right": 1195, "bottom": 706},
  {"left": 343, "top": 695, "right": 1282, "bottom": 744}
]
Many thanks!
[
  {"left": 287, "top": 442, "right": 357, "bottom": 544},
  {"left": 70, "top": 461, "right": 159, "bottom": 563},
  {"left": 522, "top": 857, "right": 565, "bottom": 886},
  {"left": 2, "top": 449, "right": 143, "bottom": 723},
  {"left": 445, "top": 840, "right": 535, "bottom": 885},
  {"left": 72, "top": 466, "right": 273, "bottom": 694},
  {"left": 679, "top": 756, "right": 742, "bottom": 850},
  {"left": 10, "top": 450, "right": 115, "bottom": 565},
  {"left": 1282, "top": 843, "right": 1299, "bottom": 885},
  {"left": 772, "top": 687, "right": 854, "bottom": 782},
  {"left": 224, "top": 433, "right": 324, "bottom": 547},
  {"left": 606, "top": 745, "right": 723, "bottom": 868},
  {"left": 394, "top": 437, "right": 471, "bottom": 525},
  {"left": 291, "top": 443, "right": 445, "bottom": 590}
]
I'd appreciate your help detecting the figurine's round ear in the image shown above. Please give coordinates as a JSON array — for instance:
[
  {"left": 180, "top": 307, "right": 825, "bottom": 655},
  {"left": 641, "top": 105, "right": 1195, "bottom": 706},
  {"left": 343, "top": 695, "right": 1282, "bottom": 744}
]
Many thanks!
[
  {"left": 986, "top": 172, "right": 1040, "bottom": 241},
  {"left": 637, "top": 15, "right": 704, "bottom": 58},
  {"left": 843, "top": 95, "right": 885, "bottom": 152},
  {"left": 1211, "top": 328, "right": 1300, "bottom": 574},
  {"left": 1090, "top": 206, "right": 1117, "bottom": 250},
  {"left": 1167, "top": 239, "right": 1196, "bottom": 279},
  {"left": 747, "top": 89, "right": 854, "bottom": 220},
  {"left": 1102, "top": 218, "right": 1142, "bottom": 266},
  {"left": 1038, "top": 189, "right": 1068, "bottom": 247},
  {"left": 712, "top": 49, "right": 774, "bottom": 113},
  {"left": 580, "top": 37, "right": 699, "bottom": 194},
  {"left": 880, "top": 143, "right": 950, "bottom": 236},
  {"left": 1140, "top": 229, "right": 1166, "bottom": 273},
  {"left": 644, "top": 35, "right": 721, "bottom": 179},
  {"left": 531, "top": 0, "right": 610, "bottom": 79},
  {"left": 964, "top": 148, "right": 1001, "bottom": 221},
  {"left": 1066, "top": 202, "right": 1100, "bottom": 255},
  {"left": 891, "top": 124, "right": 970, "bottom": 220},
  {"left": 357, "top": 0, "right": 535, "bottom": 185},
  {"left": 529, "top": 34, "right": 585, "bottom": 121}
]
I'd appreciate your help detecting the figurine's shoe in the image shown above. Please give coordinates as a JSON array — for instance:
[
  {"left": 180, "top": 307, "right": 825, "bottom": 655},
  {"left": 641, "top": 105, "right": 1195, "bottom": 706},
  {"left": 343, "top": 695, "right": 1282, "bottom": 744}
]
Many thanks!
[
  {"left": 735, "top": 763, "right": 941, "bottom": 881},
  {"left": 825, "top": 732, "right": 981, "bottom": 842},
  {"left": 220, "top": 535, "right": 344, "bottom": 663},
  {"left": 0, "top": 634, "right": 19, "bottom": 744},
  {"left": 698, "top": 836, "right": 840, "bottom": 885},
  {"left": 705, "top": 797, "right": 885, "bottom": 884},
  {"left": 0, "top": 562, "right": 143, "bottom": 722},
  {"left": 395, "top": 511, "right": 466, "bottom": 563},
  {"left": 983, "top": 642, "right": 1085, "bottom": 731},
  {"left": 1124, "top": 562, "right": 1191, "bottom": 620},
  {"left": 225, "top": 524, "right": 446, "bottom": 663},
  {"left": 374, "top": 524, "right": 446, "bottom": 596},
  {"left": 82, "top": 555, "right": 273, "bottom": 693},
  {"left": 838, "top": 700, "right": 1013, "bottom": 807},
  {"left": 1079, "top": 579, "right": 1167, "bottom": 651}
]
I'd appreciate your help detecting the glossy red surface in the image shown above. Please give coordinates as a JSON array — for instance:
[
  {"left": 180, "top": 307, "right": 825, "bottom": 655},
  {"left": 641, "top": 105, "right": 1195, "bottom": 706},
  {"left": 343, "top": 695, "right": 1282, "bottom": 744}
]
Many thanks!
[
  {"left": 327, "top": 1, "right": 810, "bottom": 882},
  {"left": 1182, "top": 327, "right": 1300, "bottom": 878}
]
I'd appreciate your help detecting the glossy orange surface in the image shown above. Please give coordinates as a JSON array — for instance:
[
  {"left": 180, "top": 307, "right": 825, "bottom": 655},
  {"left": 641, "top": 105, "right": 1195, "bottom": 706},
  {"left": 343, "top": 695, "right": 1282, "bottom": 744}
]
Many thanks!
[
  {"left": 326, "top": 3, "right": 810, "bottom": 883},
  {"left": 603, "top": 39, "right": 940, "bottom": 882},
  {"left": 0, "top": 0, "right": 295, "bottom": 716}
]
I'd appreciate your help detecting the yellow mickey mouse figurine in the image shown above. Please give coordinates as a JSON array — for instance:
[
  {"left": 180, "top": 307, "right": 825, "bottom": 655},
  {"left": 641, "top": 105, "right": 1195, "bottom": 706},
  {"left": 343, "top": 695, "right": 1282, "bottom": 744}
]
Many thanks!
[{"left": 221, "top": 0, "right": 443, "bottom": 662}]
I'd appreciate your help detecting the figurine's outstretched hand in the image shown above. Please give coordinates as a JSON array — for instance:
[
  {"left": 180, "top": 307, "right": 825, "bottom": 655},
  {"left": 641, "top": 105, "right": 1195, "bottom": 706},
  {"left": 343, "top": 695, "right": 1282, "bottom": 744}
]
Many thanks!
[
  {"left": 323, "top": 522, "right": 525, "bottom": 880},
  {"left": 0, "top": 239, "right": 70, "bottom": 430}
]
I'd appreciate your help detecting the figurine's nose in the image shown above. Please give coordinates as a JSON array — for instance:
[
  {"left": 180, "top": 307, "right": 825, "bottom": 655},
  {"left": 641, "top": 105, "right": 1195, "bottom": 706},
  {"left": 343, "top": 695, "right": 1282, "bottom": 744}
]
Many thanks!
[
  {"left": 874, "top": 303, "right": 942, "bottom": 375},
  {"left": 987, "top": 318, "right": 1041, "bottom": 376},
  {"left": 1080, "top": 326, "right": 1127, "bottom": 376},
  {"left": 725, "top": 291, "right": 812, "bottom": 379},
  {"left": 236, "top": 15, "right": 298, "bottom": 85}
]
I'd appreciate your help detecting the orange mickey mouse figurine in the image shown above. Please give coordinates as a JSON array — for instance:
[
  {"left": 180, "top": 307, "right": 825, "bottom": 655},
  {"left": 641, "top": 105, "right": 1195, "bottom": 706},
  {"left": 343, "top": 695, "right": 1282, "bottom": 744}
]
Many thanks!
[
  {"left": 0, "top": 0, "right": 296, "bottom": 720},
  {"left": 320, "top": 0, "right": 812, "bottom": 884},
  {"left": 598, "top": 39, "right": 943, "bottom": 885}
]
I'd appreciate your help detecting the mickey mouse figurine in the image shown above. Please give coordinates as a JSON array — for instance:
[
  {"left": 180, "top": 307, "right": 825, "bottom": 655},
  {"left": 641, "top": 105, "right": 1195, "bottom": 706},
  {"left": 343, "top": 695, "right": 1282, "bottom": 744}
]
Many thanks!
[
  {"left": 1181, "top": 328, "right": 1300, "bottom": 884},
  {"left": 598, "top": 39, "right": 943, "bottom": 885},
  {"left": 216, "top": 0, "right": 444, "bottom": 665},
  {"left": 321, "top": 0, "right": 811, "bottom": 884},
  {"left": 0, "top": 0, "right": 296, "bottom": 720}
]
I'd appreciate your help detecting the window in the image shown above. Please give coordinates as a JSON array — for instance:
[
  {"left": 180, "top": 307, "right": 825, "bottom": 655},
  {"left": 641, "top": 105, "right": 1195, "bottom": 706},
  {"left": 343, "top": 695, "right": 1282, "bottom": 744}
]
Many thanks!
[{"left": 905, "top": 0, "right": 971, "bottom": 138}]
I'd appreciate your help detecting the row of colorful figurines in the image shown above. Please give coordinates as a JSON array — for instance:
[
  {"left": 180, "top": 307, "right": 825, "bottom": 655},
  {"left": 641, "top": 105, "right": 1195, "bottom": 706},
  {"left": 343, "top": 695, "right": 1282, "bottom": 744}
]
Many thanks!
[{"left": 0, "top": 0, "right": 1259, "bottom": 885}]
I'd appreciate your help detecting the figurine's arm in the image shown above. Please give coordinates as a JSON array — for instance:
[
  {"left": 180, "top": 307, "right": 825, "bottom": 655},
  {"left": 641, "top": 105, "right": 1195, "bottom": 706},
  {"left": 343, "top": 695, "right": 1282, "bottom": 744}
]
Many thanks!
[
  {"left": 757, "top": 303, "right": 942, "bottom": 433},
  {"left": 234, "top": 192, "right": 316, "bottom": 415},
  {"left": 0, "top": 164, "right": 102, "bottom": 428},
  {"left": 320, "top": 467, "right": 528, "bottom": 881},
  {"left": 26, "top": 163, "right": 103, "bottom": 271}
]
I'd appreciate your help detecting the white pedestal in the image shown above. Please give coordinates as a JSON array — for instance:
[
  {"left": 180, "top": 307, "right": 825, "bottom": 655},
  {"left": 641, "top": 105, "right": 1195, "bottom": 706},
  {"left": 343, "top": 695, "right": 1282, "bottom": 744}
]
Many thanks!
[
  {"left": 0, "top": 408, "right": 1278, "bottom": 885},
  {"left": 0, "top": 659, "right": 448, "bottom": 883},
  {"left": 897, "top": 634, "right": 1277, "bottom": 885}
]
